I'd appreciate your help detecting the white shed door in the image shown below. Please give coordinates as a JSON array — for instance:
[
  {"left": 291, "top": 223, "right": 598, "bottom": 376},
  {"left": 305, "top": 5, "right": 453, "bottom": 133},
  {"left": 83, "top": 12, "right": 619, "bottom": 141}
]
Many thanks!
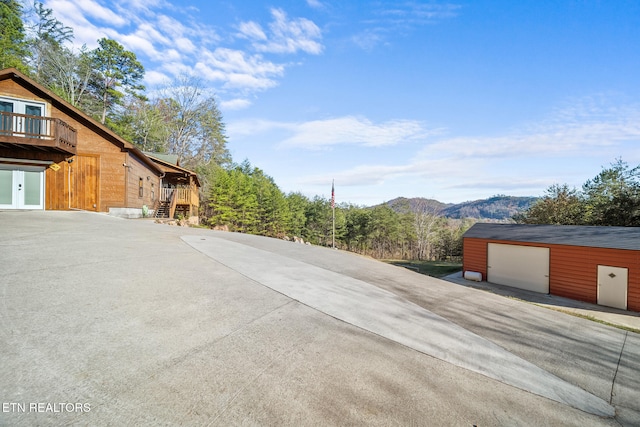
[
  {"left": 597, "top": 265, "right": 628, "bottom": 310},
  {"left": 487, "top": 243, "right": 550, "bottom": 293}
]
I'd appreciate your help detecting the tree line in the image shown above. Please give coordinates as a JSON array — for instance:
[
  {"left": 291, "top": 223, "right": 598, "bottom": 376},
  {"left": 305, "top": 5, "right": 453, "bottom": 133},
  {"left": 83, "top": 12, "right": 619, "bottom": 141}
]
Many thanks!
[
  {"left": 203, "top": 161, "right": 473, "bottom": 260},
  {"left": 515, "top": 159, "right": 640, "bottom": 226},
  {"left": 2, "top": 1, "right": 472, "bottom": 261}
]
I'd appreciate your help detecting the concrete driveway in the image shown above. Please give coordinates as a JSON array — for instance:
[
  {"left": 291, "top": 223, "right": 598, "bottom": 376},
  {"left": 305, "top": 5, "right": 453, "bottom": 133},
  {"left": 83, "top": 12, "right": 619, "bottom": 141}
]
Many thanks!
[{"left": 1, "top": 211, "right": 638, "bottom": 426}]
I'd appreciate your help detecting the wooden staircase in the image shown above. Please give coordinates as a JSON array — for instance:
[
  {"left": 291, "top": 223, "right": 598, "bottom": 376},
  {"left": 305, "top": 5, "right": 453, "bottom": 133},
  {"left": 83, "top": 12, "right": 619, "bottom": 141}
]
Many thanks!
[{"left": 154, "top": 200, "right": 170, "bottom": 218}]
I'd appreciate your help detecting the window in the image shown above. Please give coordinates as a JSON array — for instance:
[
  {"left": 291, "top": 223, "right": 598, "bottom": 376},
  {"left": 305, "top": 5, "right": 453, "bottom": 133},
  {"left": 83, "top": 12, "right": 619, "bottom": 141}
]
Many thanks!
[
  {"left": 139, "top": 177, "right": 144, "bottom": 197},
  {"left": 0, "top": 101, "right": 13, "bottom": 134},
  {"left": 151, "top": 183, "right": 155, "bottom": 201},
  {"left": 25, "top": 105, "right": 42, "bottom": 137},
  {"left": 0, "top": 97, "right": 46, "bottom": 137}
]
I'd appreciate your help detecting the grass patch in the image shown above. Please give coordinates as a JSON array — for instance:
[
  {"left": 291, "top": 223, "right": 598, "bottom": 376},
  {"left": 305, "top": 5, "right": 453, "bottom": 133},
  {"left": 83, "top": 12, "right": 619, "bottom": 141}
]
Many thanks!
[{"left": 383, "top": 259, "right": 462, "bottom": 278}]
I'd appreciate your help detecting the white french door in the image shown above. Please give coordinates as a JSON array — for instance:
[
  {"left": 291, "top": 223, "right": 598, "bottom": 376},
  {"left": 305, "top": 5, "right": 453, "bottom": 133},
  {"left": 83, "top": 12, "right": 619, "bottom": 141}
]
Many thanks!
[{"left": 0, "top": 167, "right": 45, "bottom": 209}]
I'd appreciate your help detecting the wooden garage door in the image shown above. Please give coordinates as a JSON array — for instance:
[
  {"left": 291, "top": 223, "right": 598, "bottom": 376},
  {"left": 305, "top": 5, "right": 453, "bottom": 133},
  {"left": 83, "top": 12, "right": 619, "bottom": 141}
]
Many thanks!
[
  {"left": 70, "top": 155, "right": 99, "bottom": 211},
  {"left": 487, "top": 243, "right": 550, "bottom": 293}
]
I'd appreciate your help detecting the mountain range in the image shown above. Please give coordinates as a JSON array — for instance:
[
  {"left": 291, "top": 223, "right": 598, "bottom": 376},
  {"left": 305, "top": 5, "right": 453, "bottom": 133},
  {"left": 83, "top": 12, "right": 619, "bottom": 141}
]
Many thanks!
[{"left": 385, "top": 195, "right": 538, "bottom": 221}]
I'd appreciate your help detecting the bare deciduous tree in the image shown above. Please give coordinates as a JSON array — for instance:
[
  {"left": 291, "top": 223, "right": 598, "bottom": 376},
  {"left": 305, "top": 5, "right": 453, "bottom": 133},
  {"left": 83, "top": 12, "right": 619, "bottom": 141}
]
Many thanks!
[
  {"left": 155, "top": 77, "right": 229, "bottom": 168},
  {"left": 413, "top": 199, "right": 442, "bottom": 260}
]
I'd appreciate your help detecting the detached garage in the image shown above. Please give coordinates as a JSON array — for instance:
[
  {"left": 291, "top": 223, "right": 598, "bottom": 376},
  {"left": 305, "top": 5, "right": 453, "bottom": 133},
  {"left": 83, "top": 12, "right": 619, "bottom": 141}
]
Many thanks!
[{"left": 462, "top": 223, "right": 640, "bottom": 313}]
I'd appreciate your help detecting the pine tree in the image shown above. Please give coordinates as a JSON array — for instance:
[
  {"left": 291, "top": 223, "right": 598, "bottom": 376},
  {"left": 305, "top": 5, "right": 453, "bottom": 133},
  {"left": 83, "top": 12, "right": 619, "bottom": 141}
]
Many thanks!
[{"left": 0, "top": 0, "right": 29, "bottom": 70}]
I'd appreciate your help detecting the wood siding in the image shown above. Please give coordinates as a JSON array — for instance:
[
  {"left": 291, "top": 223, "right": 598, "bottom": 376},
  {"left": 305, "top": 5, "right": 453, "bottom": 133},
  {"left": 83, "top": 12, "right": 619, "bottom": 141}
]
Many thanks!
[
  {"left": 463, "top": 237, "right": 640, "bottom": 312},
  {"left": 66, "top": 117, "right": 126, "bottom": 211},
  {"left": 0, "top": 79, "right": 45, "bottom": 105},
  {"left": 70, "top": 154, "right": 99, "bottom": 211},
  {"left": 1, "top": 77, "right": 161, "bottom": 212},
  {"left": 45, "top": 157, "right": 69, "bottom": 210},
  {"left": 126, "top": 153, "right": 160, "bottom": 209}
]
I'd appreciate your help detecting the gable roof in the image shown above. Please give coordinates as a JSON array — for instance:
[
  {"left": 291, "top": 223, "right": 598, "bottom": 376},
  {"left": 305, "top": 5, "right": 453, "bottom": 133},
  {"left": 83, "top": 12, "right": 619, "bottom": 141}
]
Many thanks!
[
  {"left": 0, "top": 68, "right": 162, "bottom": 175},
  {"left": 145, "top": 152, "right": 201, "bottom": 187},
  {"left": 463, "top": 223, "right": 640, "bottom": 251}
]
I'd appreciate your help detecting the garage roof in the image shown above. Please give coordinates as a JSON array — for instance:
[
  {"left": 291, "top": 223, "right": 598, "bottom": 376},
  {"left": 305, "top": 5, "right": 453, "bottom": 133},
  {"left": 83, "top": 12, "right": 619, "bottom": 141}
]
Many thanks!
[{"left": 463, "top": 223, "right": 640, "bottom": 251}]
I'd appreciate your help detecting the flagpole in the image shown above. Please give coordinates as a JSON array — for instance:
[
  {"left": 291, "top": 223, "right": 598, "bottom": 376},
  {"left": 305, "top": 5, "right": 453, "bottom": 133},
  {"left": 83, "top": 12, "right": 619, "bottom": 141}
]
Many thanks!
[{"left": 331, "top": 179, "right": 335, "bottom": 249}]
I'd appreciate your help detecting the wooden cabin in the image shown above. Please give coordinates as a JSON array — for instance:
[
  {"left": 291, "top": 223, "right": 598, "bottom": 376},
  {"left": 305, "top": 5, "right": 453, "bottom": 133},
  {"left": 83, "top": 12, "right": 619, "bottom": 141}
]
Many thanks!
[
  {"left": 145, "top": 152, "right": 200, "bottom": 223},
  {"left": 462, "top": 223, "right": 640, "bottom": 312},
  {"left": 0, "top": 68, "right": 163, "bottom": 217}
]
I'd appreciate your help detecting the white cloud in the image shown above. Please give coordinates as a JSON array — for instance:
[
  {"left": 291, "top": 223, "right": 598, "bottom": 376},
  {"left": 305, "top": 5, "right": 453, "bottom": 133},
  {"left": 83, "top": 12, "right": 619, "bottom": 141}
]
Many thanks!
[
  {"left": 155, "top": 15, "right": 189, "bottom": 41},
  {"left": 420, "top": 100, "right": 640, "bottom": 161},
  {"left": 378, "top": 3, "right": 461, "bottom": 22},
  {"left": 115, "top": 0, "right": 169, "bottom": 15},
  {"left": 238, "top": 21, "right": 267, "bottom": 41},
  {"left": 144, "top": 70, "right": 171, "bottom": 86},
  {"left": 225, "top": 72, "right": 280, "bottom": 91},
  {"left": 228, "top": 116, "right": 436, "bottom": 149},
  {"left": 119, "top": 33, "right": 161, "bottom": 59},
  {"left": 294, "top": 98, "right": 640, "bottom": 195},
  {"left": 306, "top": 0, "right": 324, "bottom": 9},
  {"left": 227, "top": 119, "right": 291, "bottom": 136},
  {"left": 201, "top": 48, "right": 283, "bottom": 75},
  {"left": 238, "top": 8, "right": 323, "bottom": 55},
  {"left": 158, "top": 61, "right": 194, "bottom": 79},
  {"left": 220, "top": 98, "right": 253, "bottom": 110},
  {"left": 351, "top": 30, "right": 385, "bottom": 51},
  {"left": 43, "top": 0, "right": 106, "bottom": 47},
  {"left": 41, "top": 1, "right": 319, "bottom": 99},
  {"left": 74, "top": 0, "right": 127, "bottom": 26},
  {"left": 303, "top": 164, "right": 414, "bottom": 186},
  {"left": 193, "top": 48, "right": 285, "bottom": 91},
  {"left": 352, "top": 2, "right": 461, "bottom": 50},
  {"left": 135, "top": 22, "right": 172, "bottom": 46},
  {"left": 277, "top": 116, "right": 437, "bottom": 149},
  {"left": 444, "top": 177, "right": 553, "bottom": 191},
  {"left": 300, "top": 157, "right": 465, "bottom": 187}
]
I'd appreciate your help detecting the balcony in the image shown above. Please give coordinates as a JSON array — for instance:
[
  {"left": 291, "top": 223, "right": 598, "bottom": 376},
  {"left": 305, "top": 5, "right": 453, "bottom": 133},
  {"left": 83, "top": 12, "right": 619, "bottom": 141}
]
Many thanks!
[
  {"left": 156, "top": 185, "right": 200, "bottom": 219},
  {"left": 0, "top": 111, "right": 77, "bottom": 155}
]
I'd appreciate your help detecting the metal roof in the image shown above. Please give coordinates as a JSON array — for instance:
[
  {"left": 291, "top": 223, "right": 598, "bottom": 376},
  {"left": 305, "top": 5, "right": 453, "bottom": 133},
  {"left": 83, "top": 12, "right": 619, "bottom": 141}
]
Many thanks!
[
  {"left": 463, "top": 223, "right": 640, "bottom": 251},
  {"left": 143, "top": 151, "right": 179, "bottom": 166}
]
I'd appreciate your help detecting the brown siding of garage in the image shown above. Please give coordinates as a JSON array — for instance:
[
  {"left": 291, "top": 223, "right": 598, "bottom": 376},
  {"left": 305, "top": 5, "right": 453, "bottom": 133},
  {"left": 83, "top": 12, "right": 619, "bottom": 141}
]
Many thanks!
[
  {"left": 463, "top": 237, "right": 640, "bottom": 312},
  {"left": 551, "top": 245, "right": 640, "bottom": 311},
  {"left": 462, "top": 238, "right": 487, "bottom": 280}
]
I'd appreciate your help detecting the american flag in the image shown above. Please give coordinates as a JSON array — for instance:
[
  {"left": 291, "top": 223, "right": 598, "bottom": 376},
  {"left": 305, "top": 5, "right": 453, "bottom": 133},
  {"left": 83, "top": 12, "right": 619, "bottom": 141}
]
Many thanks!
[{"left": 331, "top": 180, "right": 335, "bottom": 209}]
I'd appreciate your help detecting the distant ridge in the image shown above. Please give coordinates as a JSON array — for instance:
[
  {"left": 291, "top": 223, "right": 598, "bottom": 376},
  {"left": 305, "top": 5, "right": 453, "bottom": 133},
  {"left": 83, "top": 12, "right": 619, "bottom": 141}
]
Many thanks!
[{"left": 385, "top": 195, "right": 537, "bottom": 221}]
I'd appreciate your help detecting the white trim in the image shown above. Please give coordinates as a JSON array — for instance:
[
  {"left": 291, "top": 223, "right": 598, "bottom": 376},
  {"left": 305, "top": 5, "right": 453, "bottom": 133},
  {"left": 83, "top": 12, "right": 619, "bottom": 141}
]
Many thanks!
[
  {"left": 0, "top": 167, "right": 45, "bottom": 209},
  {"left": 0, "top": 157, "right": 54, "bottom": 165},
  {"left": 0, "top": 164, "right": 46, "bottom": 172},
  {"left": 0, "top": 96, "right": 47, "bottom": 116}
]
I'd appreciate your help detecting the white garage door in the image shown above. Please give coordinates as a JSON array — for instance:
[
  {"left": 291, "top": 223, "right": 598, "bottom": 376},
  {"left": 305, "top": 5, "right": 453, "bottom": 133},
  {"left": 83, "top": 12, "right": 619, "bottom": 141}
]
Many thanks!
[{"left": 487, "top": 243, "right": 550, "bottom": 293}]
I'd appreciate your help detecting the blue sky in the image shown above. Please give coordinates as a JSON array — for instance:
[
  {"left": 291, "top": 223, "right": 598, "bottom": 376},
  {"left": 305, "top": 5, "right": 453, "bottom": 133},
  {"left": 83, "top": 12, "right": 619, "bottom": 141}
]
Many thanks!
[{"left": 37, "top": 0, "right": 640, "bottom": 205}]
